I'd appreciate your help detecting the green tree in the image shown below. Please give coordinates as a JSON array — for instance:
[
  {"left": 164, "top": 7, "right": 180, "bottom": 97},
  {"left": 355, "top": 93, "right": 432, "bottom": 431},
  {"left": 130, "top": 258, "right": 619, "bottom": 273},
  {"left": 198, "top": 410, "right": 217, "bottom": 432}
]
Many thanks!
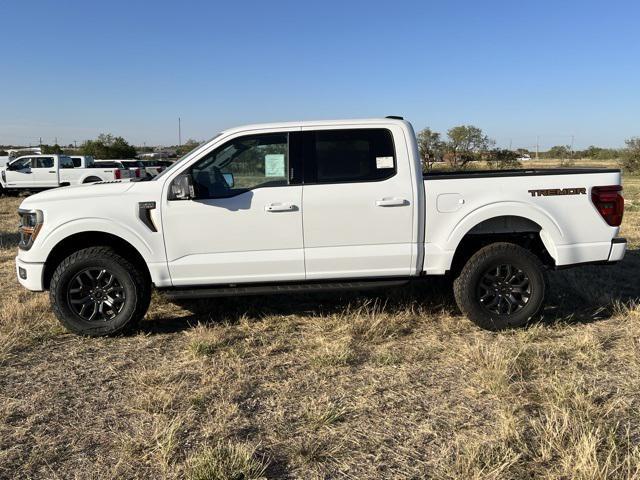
[
  {"left": 621, "top": 137, "right": 640, "bottom": 173},
  {"left": 176, "top": 139, "right": 201, "bottom": 157},
  {"left": 446, "top": 125, "right": 493, "bottom": 168},
  {"left": 417, "top": 128, "right": 445, "bottom": 171},
  {"left": 41, "top": 144, "right": 63, "bottom": 154},
  {"left": 487, "top": 149, "right": 522, "bottom": 169},
  {"left": 547, "top": 145, "right": 571, "bottom": 159},
  {"left": 80, "top": 133, "right": 137, "bottom": 159}
]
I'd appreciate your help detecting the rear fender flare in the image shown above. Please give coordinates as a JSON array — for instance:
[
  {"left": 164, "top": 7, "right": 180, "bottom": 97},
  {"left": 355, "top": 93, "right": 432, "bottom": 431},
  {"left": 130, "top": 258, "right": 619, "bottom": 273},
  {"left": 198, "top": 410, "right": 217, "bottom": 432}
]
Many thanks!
[{"left": 446, "top": 201, "right": 564, "bottom": 263}]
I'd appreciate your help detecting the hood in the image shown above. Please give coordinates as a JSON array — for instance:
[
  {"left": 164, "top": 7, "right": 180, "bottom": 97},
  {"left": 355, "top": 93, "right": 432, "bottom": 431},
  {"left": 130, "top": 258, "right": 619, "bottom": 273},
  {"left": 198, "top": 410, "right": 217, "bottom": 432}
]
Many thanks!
[{"left": 19, "top": 181, "right": 137, "bottom": 208}]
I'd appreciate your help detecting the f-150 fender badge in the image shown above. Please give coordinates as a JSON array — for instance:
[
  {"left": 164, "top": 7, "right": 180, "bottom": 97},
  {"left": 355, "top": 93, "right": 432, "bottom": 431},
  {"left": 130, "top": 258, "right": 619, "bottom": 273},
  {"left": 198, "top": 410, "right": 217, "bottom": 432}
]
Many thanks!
[{"left": 528, "top": 187, "right": 586, "bottom": 197}]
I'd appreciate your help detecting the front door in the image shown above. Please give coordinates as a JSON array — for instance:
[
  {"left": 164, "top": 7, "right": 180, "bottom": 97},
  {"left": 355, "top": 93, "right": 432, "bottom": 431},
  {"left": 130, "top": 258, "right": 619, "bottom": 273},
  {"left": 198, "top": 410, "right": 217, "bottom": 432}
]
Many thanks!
[
  {"left": 162, "top": 131, "right": 305, "bottom": 286},
  {"left": 4, "top": 157, "right": 34, "bottom": 187},
  {"left": 300, "top": 127, "right": 415, "bottom": 279}
]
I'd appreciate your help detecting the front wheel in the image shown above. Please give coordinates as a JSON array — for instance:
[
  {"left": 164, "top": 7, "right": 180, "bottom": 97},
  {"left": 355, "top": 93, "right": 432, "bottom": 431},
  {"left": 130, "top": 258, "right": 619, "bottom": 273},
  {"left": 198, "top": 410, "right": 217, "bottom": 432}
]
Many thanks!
[
  {"left": 50, "top": 246, "right": 151, "bottom": 336},
  {"left": 453, "top": 242, "right": 548, "bottom": 330}
]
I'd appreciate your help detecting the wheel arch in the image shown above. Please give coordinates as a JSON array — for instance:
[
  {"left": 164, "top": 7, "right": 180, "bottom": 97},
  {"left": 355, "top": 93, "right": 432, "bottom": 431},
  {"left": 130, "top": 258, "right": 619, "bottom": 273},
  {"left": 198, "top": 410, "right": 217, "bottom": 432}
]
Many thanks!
[
  {"left": 42, "top": 231, "right": 151, "bottom": 290},
  {"left": 448, "top": 214, "right": 557, "bottom": 276},
  {"left": 82, "top": 176, "right": 102, "bottom": 184}
]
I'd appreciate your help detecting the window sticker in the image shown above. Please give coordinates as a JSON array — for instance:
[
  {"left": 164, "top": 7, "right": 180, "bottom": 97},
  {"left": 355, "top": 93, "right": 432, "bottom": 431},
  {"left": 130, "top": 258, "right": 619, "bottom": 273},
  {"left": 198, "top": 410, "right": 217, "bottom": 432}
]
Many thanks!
[
  {"left": 376, "top": 156, "right": 394, "bottom": 169},
  {"left": 265, "top": 154, "right": 285, "bottom": 177}
]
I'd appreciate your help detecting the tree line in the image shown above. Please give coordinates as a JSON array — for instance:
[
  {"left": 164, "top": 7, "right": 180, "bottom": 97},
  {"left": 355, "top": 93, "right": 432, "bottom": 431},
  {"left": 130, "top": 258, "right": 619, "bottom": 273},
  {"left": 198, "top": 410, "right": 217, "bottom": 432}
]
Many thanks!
[{"left": 417, "top": 125, "right": 640, "bottom": 173}]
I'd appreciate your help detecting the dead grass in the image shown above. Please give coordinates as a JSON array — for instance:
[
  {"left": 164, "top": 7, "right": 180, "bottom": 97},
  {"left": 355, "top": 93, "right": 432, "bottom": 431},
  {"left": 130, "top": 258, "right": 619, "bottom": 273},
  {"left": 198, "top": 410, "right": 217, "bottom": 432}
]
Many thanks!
[{"left": 1, "top": 163, "right": 640, "bottom": 478}]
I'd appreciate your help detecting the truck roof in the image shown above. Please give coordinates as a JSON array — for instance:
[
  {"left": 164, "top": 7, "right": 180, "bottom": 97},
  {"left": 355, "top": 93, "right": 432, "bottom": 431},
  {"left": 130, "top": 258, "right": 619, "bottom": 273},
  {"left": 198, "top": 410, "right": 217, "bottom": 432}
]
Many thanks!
[{"left": 219, "top": 117, "right": 411, "bottom": 135}]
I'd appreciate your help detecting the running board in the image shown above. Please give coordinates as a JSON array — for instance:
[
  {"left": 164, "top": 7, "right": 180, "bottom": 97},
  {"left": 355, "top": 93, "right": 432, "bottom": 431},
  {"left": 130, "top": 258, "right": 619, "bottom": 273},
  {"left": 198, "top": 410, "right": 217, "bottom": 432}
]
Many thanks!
[{"left": 161, "top": 278, "right": 409, "bottom": 300}]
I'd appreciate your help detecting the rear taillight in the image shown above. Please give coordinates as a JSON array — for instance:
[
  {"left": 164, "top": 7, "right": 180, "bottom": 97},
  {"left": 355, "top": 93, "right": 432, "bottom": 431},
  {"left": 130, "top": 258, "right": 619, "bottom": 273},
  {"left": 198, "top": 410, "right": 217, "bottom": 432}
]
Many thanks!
[
  {"left": 115, "top": 169, "right": 121, "bottom": 179},
  {"left": 591, "top": 185, "right": 624, "bottom": 227},
  {"left": 135, "top": 168, "right": 141, "bottom": 178}
]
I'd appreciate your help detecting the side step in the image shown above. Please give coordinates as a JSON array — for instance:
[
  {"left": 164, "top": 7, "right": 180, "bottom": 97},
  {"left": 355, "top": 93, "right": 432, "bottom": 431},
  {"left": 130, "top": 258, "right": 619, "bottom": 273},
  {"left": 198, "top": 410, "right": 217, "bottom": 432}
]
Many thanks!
[{"left": 161, "top": 278, "right": 410, "bottom": 300}]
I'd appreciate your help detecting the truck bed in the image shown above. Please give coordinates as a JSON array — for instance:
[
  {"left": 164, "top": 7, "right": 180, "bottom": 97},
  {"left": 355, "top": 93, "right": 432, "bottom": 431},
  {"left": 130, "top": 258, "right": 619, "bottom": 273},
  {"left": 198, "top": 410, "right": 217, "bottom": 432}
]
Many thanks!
[
  {"left": 424, "top": 167, "right": 620, "bottom": 180},
  {"left": 422, "top": 167, "right": 624, "bottom": 274}
]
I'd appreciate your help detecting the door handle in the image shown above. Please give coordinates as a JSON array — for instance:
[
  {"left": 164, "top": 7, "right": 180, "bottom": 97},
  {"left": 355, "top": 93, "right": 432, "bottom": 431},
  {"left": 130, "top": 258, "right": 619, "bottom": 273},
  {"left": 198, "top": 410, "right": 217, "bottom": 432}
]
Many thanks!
[
  {"left": 376, "top": 197, "right": 409, "bottom": 207},
  {"left": 49, "top": 171, "right": 56, "bottom": 173},
  {"left": 265, "top": 203, "right": 297, "bottom": 212}
]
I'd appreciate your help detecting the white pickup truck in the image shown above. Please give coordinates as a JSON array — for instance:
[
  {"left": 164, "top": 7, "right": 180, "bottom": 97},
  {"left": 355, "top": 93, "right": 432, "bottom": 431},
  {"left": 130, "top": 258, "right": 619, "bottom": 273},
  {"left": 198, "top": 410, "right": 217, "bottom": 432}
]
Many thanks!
[
  {"left": 1, "top": 154, "right": 130, "bottom": 193},
  {"left": 14, "top": 118, "right": 626, "bottom": 336}
]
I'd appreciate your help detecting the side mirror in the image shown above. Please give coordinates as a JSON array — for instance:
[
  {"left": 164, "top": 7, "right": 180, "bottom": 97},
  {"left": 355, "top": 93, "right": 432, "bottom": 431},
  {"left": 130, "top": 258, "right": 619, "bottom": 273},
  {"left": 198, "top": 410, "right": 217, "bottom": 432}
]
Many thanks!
[
  {"left": 168, "top": 173, "right": 195, "bottom": 200},
  {"left": 222, "top": 173, "right": 235, "bottom": 188}
]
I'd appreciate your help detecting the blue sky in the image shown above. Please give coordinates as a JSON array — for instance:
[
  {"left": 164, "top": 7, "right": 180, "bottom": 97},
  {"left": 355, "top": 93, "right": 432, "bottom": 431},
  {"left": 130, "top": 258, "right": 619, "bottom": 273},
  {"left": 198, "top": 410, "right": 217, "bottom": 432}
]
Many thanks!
[{"left": 1, "top": 0, "right": 638, "bottom": 149}]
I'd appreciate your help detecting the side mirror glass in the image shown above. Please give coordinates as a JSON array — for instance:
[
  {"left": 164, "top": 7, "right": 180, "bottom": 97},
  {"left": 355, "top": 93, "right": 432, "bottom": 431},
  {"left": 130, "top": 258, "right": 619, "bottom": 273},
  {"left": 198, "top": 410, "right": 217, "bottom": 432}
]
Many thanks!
[
  {"left": 222, "top": 173, "right": 235, "bottom": 188},
  {"left": 169, "top": 173, "right": 195, "bottom": 200}
]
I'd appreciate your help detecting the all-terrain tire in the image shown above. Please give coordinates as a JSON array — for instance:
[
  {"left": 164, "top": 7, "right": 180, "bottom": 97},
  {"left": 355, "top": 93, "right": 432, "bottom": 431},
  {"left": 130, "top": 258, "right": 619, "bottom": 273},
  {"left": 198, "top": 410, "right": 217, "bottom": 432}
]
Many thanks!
[
  {"left": 49, "top": 246, "right": 151, "bottom": 336},
  {"left": 453, "top": 242, "right": 548, "bottom": 330}
]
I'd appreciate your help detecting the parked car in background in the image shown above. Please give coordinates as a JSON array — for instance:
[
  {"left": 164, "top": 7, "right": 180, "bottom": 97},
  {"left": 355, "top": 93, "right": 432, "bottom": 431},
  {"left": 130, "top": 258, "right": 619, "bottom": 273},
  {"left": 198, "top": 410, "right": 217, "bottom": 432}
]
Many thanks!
[
  {"left": 13, "top": 117, "right": 626, "bottom": 336},
  {"left": 69, "top": 156, "right": 134, "bottom": 180},
  {"left": 68, "top": 155, "right": 96, "bottom": 168},
  {"left": 95, "top": 159, "right": 149, "bottom": 179},
  {"left": 141, "top": 159, "right": 174, "bottom": 177},
  {"left": 0, "top": 154, "right": 130, "bottom": 194}
]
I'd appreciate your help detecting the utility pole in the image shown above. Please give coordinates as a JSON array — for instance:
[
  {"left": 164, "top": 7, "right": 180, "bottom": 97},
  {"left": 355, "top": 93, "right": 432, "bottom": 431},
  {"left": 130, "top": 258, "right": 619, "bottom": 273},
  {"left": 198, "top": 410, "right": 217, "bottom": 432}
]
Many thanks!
[
  {"left": 178, "top": 117, "right": 182, "bottom": 147},
  {"left": 509, "top": 138, "right": 512, "bottom": 150},
  {"left": 39, "top": 137, "right": 42, "bottom": 147},
  {"left": 54, "top": 137, "right": 58, "bottom": 145},
  {"left": 536, "top": 135, "right": 540, "bottom": 161},
  {"left": 74, "top": 140, "right": 77, "bottom": 148},
  {"left": 570, "top": 135, "right": 574, "bottom": 156}
]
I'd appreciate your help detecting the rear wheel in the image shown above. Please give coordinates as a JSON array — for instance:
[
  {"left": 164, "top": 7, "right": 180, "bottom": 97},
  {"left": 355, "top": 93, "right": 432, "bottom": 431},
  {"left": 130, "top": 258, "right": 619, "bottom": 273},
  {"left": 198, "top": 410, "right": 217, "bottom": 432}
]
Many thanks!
[
  {"left": 453, "top": 242, "right": 547, "bottom": 330},
  {"left": 50, "top": 246, "right": 150, "bottom": 336}
]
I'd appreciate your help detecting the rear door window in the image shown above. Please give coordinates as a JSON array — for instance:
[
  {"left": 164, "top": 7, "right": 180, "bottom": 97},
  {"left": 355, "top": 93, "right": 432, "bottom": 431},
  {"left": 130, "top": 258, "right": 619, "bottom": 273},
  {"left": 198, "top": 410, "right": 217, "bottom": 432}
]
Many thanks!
[
  {"left": 302, "top": 129, "right": 396, "bottom": 184},
  {"left": 34, "top": 157, "right": 54, "bottom": 168}
]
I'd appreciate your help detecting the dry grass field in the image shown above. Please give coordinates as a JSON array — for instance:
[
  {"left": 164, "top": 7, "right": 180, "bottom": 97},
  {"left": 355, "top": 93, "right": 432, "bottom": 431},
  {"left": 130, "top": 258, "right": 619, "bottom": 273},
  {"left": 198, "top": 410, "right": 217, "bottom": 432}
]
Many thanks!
[{"left": 1, "top": 160, "right": 639, "bottom": 479}]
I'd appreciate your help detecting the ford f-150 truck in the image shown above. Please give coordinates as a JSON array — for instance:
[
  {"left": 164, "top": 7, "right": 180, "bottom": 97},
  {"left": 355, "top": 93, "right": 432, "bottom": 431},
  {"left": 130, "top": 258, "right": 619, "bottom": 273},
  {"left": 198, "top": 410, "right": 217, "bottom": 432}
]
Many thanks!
[
  {"left": 14, "top": 118, "right": 626, "bottom": 336},
  {"left": 1, "top": 154, "right": 130, "bottom": 193}
]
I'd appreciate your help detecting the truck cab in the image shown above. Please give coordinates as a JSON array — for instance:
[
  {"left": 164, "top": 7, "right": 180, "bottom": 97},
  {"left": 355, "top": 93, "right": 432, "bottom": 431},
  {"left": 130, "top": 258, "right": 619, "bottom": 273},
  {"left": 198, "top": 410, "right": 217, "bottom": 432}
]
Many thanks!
[{"left": 2, "top": 154, "right": 75, "bottom": 189}]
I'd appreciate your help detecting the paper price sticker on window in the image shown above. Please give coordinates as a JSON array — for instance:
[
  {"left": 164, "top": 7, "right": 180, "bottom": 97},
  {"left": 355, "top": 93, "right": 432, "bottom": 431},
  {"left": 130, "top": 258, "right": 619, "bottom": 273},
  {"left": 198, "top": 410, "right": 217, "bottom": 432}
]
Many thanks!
[
  {"left": 265, "top": 154, "right": 285, "bottom": 177},
  {"left": 376, "top": 156, "right": 394, "bottom": 169}
]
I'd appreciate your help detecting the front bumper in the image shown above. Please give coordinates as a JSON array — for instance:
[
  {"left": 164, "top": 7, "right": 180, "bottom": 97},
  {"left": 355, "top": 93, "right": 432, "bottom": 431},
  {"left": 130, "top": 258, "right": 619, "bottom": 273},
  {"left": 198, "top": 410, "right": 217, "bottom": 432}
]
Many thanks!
[
  {"left": 608, "top": 238, "right": 627, "bottom": 262},
  {"left": 15, "top": 256, "right": 45, "bottom": 291}
]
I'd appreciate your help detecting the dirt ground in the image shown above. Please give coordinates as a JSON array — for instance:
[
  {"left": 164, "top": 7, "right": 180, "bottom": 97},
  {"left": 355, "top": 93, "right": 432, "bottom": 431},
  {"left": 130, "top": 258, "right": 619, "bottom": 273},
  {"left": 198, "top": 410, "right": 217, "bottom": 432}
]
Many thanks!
[{"left": 1, "top": 160, "right": 639, "bottom": 479}]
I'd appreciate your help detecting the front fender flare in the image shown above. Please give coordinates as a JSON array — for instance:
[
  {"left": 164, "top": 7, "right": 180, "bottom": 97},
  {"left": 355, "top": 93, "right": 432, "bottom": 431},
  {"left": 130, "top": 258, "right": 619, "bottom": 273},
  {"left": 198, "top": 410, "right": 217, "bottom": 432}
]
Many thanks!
[{"left": 35, "top": 217, "right": 155, "bottom": 264}]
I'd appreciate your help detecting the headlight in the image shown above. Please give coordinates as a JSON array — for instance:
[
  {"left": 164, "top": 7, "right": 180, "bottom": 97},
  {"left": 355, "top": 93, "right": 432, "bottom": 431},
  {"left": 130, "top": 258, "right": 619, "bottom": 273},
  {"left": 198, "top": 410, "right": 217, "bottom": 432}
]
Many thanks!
[{"left": 18, "top": 209, "right": 44, "bottom": 250}]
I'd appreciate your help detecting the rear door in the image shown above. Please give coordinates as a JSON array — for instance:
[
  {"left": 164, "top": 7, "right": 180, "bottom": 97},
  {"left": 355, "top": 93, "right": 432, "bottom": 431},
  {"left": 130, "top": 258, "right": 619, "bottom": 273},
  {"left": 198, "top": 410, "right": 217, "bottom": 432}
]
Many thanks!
[
  {"left": 32, "top": 156, "right": 60, "bottom": 187},
  {"left": 299, "top": 126, "right": 415, "bottom": 279}
]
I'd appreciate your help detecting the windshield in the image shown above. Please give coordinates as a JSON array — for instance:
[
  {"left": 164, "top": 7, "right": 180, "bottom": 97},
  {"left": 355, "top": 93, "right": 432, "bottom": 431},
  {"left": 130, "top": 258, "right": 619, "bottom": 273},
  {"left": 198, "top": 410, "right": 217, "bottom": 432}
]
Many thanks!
[{"left": 153, "top": 134, "right": 221, "bottom": 180}]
